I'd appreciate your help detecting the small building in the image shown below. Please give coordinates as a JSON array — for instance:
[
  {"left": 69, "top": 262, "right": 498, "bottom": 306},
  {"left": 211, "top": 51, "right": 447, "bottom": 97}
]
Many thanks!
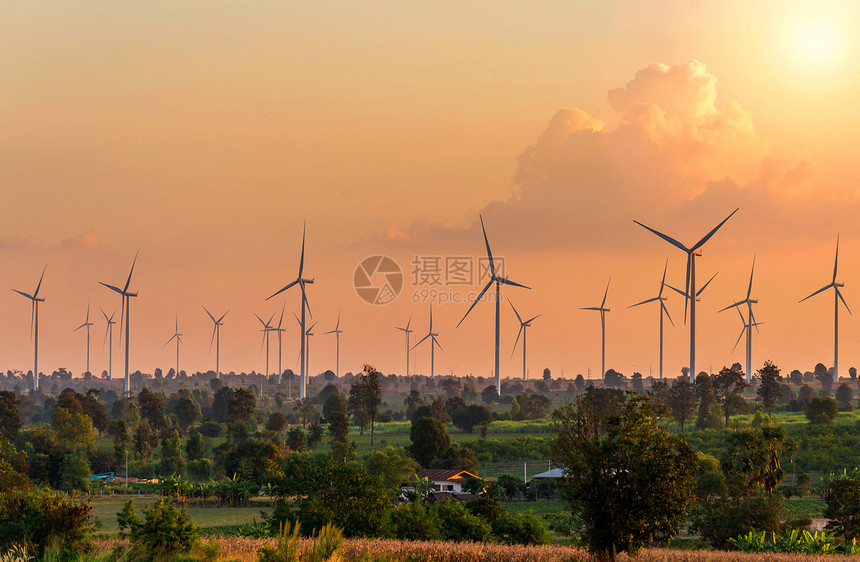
[{"left": 415, "top": 469, "right": 481, "bottom": 493}]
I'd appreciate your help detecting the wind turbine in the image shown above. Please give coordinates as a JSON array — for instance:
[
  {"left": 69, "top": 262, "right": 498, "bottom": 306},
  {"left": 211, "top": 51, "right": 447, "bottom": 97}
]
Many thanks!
[
  {"left": 163, "top": 315, "right": 183, "bottom": 378},
  {"left": 12, "top": 265, "right": 46, "bottom": 392},
  {"left": 272, "top": 305, "right": 286, "bottom": 383},
  {"left": 730, "top": 305, "right": 764, "bottom": 364},
  {"left": 324, "top": 312, "right": 343, "bottom": 377},
  {"left": 267, "top": 220, "right": 314, "bottom": 399},
  {"left": 628, "top": 260, "right": 674, "bottom": 379},
  {"left": 412, "top": 303, "right": 442, "bottom": 378},
  {"left": 666, "top": 272, "right": 719, "bottom": 377},
  {"left": 74, "top": 300, "right": 94, "bottom": 376},
  {"left": 509, "top": 301, "right": 539, "bottom": 381},
  {"left": 101, "top": 308, "right": 117, "bottom": 380},
  {"left": 457, "top": 215, "right": 530, "bottom": 395},
  {"left": 255, "top": 312, "right": 275, "bottom": 379},
  {"left": 634, "top": 209, "right": 738, "bottom": 381},
  {"left": 719, "top": 257, "right": 759, "bottom": 381},
  {"left": 395, "top": 313, "right": 413, "bottom": 376},
  {"left": 580, "top": 278, "right": 611, "bottom": 380},
  {"left": 298, "top": 318, "right": 318, "bottom": 382},
  {"left": 100, "top": 252, "right": 139, "bottom": 396},
  {"left": 203, "top": 307, "right": 229, "bottom": 379},
  {"left": 800, "top": 235, "right": 850, "bottom": 382}
]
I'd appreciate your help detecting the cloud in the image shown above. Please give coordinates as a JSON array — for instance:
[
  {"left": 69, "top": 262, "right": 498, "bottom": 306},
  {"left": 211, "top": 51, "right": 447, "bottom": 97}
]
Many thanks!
[
  {"left": 0, "top": 236, "right": 31, "bottom": 251},
  {"left": 60, "top": 227, "right": 107, "bottom": 252},
  {"left": 395, "top": 59, "right": 853, "bottom": 253}
]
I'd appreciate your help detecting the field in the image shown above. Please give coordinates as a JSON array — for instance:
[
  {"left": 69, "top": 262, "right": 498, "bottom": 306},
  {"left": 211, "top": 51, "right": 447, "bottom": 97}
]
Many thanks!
[{"left": 91, "top": 496, "right": 270, "bottom": 536}]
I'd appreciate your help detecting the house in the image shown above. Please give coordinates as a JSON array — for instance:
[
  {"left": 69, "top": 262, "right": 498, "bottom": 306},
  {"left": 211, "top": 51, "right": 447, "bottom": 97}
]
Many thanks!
[{"left": 415, "top": 469, "right": 481, "bottom": 493}]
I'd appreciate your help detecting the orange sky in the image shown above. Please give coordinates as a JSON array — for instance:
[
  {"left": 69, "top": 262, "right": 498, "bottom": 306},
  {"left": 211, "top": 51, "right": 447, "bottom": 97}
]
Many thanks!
[{"left": 2, "top": 1, "right": 860, "bottom": 381}]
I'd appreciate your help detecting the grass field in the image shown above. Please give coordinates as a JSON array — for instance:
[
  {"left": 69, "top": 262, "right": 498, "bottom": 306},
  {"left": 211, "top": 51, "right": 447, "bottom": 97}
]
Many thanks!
[{"left": 91, "top": 496, "right": 270, "bottom": 536}]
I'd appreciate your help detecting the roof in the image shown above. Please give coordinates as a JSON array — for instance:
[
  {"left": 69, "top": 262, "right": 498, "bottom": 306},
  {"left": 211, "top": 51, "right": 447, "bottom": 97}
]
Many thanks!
[
  {"left": 415, "top": 469, "right": 480, "bottom": 482},
  {"left": 531, "top": 468, "right": 567, "bottom": 479}
]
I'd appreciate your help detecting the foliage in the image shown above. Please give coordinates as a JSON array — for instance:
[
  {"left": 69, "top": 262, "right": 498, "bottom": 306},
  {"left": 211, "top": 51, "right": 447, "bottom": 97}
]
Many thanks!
[
  {"left": 408, "top": 417, "right": 450, "bottom": 468},
  {"left": 364, "top": 448, "right": 419, "bottom": 498},
  {"left": 116, "top": 497, "right": 200, "bottom": 560},
  {"left": 727, "top": 529, "right": 860, "bottom": 554},
  {"left": 552, "top": 393, "right": 697, "bottom": 560},
  {"left": 0, "top": 487, "right": 93, "bottom": 559},
  {"left": 821, "top": 468, "right": 860, "bottom": 541},
  {"left": 806, "top": 396, "right": 839, "bottom": 425},
  {"left": 0, "top": 392, "right": 21, "bottom": 439},
  {"left": 756, "top": 361, "right": 782, "bottom": 413}
]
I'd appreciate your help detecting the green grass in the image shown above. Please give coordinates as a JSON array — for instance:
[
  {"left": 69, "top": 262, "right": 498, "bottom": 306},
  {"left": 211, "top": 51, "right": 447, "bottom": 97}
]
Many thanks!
[
  {"left": 91, "top": 496, "right": 270, "bottom": 536},
  {"left": 502, "top": 500, "right": 566, "bottom": 518},
  {"left": 782, "top": 498, "right": 826, "bottom": 519}
]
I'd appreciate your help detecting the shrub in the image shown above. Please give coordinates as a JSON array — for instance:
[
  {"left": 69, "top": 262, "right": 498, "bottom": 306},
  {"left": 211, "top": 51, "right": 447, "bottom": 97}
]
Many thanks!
[
  {"left": 0, "top": 487, "right": 93, "bottom": 558},
  {"left": 116, "top": 497, "right": 200, "bottom": 559},
  {"left": 387, "top": 502, "right": 442, "bottom": 541}
]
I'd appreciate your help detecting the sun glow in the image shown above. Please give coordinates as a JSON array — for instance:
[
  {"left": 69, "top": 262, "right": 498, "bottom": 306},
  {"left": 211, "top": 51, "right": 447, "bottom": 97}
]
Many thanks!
[{"left": 786, "top": 12, "right": 845, "bottom": 71}]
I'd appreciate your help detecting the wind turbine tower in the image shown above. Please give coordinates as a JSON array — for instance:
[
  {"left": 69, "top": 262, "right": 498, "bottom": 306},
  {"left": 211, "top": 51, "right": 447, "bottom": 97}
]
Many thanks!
[
  {"left": 634, "top": 209, "right": 738, "bottom": 381},
  {"left": 509, "top": 301, "right": 540, "bottom": 381},
  {"left": 203, "top": 307, "right": 229, "bottom": 379},
  {"left": 395, "top": 313, "right": 413, "bottom": 376},
  {"left": 273, "top": 305, "right": 286, "bottom": 383},
  {"left": 325, "top": 312, "right": 343, "bottom": 377},
  {"left": 74, "top": 300, "right": 94, "bottom": 375},
  {"left": 628, "top": 260, "right": 674, "bottom": 379},
  {"left": 581, "top": 278, "right": 611, "bottom": 379},
  {"left": 255, "top": 312, "right": 275, "bottom": 379},
  {"left": 100, "top": 252, "right": 139, "bottom": 396},
  {"left": 13, "top": 265, "right": 46, "bottom": 392},
  {"left": 719, "top": 257, "right": 759, "bottom": 381},
  {"left": 457, "top": 215, "right": 530, "bottom": 395},
  {"left": 412, "top": 303, "right": 442, "bottom": 378},
  {"left": 100, "top": 308, "right": 117, "bottom": 380},
  {"left": 800, "top": 235, "right": 850, "bottom": 382},
  {"left": 267, "top": 221, "right": 314, "bottom": 399}
]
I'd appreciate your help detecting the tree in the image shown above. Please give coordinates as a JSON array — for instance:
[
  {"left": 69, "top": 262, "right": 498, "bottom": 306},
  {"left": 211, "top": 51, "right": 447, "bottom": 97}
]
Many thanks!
[
  {"left": 481, "top": 385, "right": 500, "bottom": 404},
  {"left": 160, "top": 428, "right": 185, "bottom": 475},
  {"left": 408, "top": 417, "right": 451, "bottom": 468},
  {"left": 294, "top": 398, "right": 317, "bottom": 428},
  {"left": 404, "top": 389, "right": 425, "bottom": 418},
  {"left": 815, "top": 362, "right": 833, "bottom": 394},
  {"left": 450, "top": 404, "right": 493, "bottom": 434},
  {"left": 347, "top": 378, "right": 371, "bottom": 435},
  {"left": 836, "top": 383, "right": 854, "bottom": 409},
  {"left": 0, "top": 391, "right": 21, "bottom": 438},
  {"left": 173, "top": 397, "right": 199, "bottom": 434},
  {"left": 117, "top": 498, "right": 199, "bottom": 559},
  {"left": 694, "top": 372, "right": 717, "bottom": 430},
  {"left": 265, "top": 412, "right": 287, "bottom": 440},
  {"left": 227, "top": 388, "right": 256, "bottom": 423},
  {"left": 287, "top": 427, "right": 306, "bottom": 452},
  {"left": 822, "top": 470, "right": 860, "bottom": 541},
  {"left": 322, "top": 393, "right": 347, "bottom": 422},
  {"left": 185, "top": 426, "right": 207, "bottom": 461},
  {"left": 806, "top": 396, "right": 839, "bottom": 425},
  {"left": 755, "top": 360, "right": 782, "bottom": 413},
  {"left": 666, "top": 378, "right": 697, "bottom": 432},
  {"left": 365, "top": 447, "right": 419, "bottom": 498},
  {"left": 553, "top": 394, "right": 697, "bottom": 561},
  {"left": 788, "top": 370, "right": 803, "bottom": 385},
  {"left": 543, "top": 368, "right": 552, "bottom": 381},
  {"left": 512, "top": 393, "right": 552, "bottom": 421},
  {"left": 439, "top": 378, "right": 463, "bottom": 400},
  {"left": 713, "top": 367, "right": 748, "bottom": 427},
  {"left": 362, "top": 365, "right": 383, "bottom": 446},
  {"left": 137, "top": 388, "right": 166, "bottom": 430}
]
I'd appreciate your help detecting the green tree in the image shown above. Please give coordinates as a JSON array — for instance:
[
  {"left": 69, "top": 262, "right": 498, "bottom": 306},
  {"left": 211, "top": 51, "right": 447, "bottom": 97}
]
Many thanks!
[
  {"left": 160, "top": 428, "right": 185, "bottom": 475},
  {"left": 450, "top": 404, "right": 493, "bottom": 434},
  {"left": 365, "top": 447, "right": 419, "bottom": 498},
  {"left": 552, "top": 393, "right": 697, "bottom": 561},
  {"left": 822, "top": 470, "right": 860, "bottom": 541},
  {"left": 806, "top": 396, "right": 839, "bottom": 425},
  {"left": 137, "top": 388, "right": 166, "bottom": 430},
  {"left": 408, "top": 417, "right": 451, "bottom": 468},
  {"left": 294, "top": 398, "right": 317, "bottom": 428},
  {"left": 713, "top": 367, "right": 748, "bottom": 427},
  {"left": 287, "top": 427, "right": 307, "bottom": 452},
  {"left": 117, "top": 497, "right": 199, "bottom": 559},
  {"left": 666, "top": 378, "right": 697, "bottom": 431},
  {"left": 0, "top": 391, "right": 22, "bottom": 438},
  {"left": 185, "top": 425, "right": 207, "bottom": 461},
  {"left": 835, "top": 383, "right": 854, "bottom": 409},
  {"left": 174, "top": 396, "right": 199, "bottom": 434},
  {"left": 694, "top": 372, "right": 717, "bottom": 429},
  {"left": 404, "top": 389, "right": 425, "bottom": 419},
  {"left": 227, "top": 388, "right": 256, "bottom": 423},
  {"left": 756, "top": 360, "right": 782, "bottom": 413}
]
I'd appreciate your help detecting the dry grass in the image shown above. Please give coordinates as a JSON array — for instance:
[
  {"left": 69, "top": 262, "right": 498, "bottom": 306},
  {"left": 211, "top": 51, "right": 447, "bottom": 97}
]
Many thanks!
[{"left": 90, "top": 538, "right": 860, "bottom": 561}]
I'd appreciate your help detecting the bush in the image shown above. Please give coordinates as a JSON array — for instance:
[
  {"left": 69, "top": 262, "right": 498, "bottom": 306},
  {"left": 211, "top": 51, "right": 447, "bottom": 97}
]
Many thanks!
[
  {"left": 116, "top": 497, "right": 200, "bottom": 559},
  {"left": 198, "top": 421, "right": 223, "bottom": 437},
  {"left": 806, "top": 397, "right": 839, "bottom": 425},
  {"left": 433, "top": 501, "right": 494, "bottom": 543},
  {"left": 387, "top": 501, "right": 442, "bottom": 541},
  {"left": 0, "top": 487, "right": 93, "bottom": 558}
]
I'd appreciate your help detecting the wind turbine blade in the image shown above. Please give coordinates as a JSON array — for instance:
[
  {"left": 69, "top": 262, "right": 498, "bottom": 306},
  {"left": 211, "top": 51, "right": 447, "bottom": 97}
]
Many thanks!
[
  {"left": 735, "top": 306, "right": 745, "bottom": 323},
  {"left": 511, "top": 325, "right": 524, "bottom": 358},
  {"left": 103, "top": 323, "right": 110, "bottom": 348},
  {"left": 266, "top": 312, "right": 275, "bottom": 328},
  {"left": 684, "top": 254, "right": 691, "bottom": 323},
  {"left": 747, "top": 255, "right": 756, "bottom": 300},
  {"left": 690, "top": 208, "right": 739, "bottom": 252},
  {"left": 29, "top": 301, "right": 35, "bottom": 341},
  {"left": 509, "top": 300, "right": 523, "bottom": 324},
  {"left": 335, "top": 310, "right": 341, "bottom": 331},
  {"left": 432, "top": 336, "right": 443, "bottom": 352},
  {"left": 601, "top": 277, "right": 611, "bottom": 308},
  {"left": 101, "top": 307, "right": 109, "bottom": 322},
  {"left": 580, "top": 306, "right": 602, "bottom": 311},
  {"left": 12, "top": 289, "right": 34, "bottom": 300},
  {"left": 217, "top": 310, "right": 230, "bottom": 323},
  {"left": 119, "top": 298, "right": 125, "bottom": 346},
  {"left": 732, "top": 325, "right": 747, "bottom": 353},
  {"left": 294, "top": 312, "right": 301, "bottom": 327},
  {"left": 85, "top": 301, "right": 90, "bottom": 323},
  {"left": 209, "top": 326, "right": 216, "bottom": 352},
  {"left": 406, "top": 312, "right": 412, "bottom": 331},
  {"left": 499, "top": 277, "right": 530, "bottom": 290},
  {"left": 661, "top": 301, "right": 675, "bottom": 327},
  {"left": 203, "top": 306, "right": 216, "bottom": 323},
  {"left": 254, "top": 313, "right": 266, "bottom": 327},
  {"left": 660, "top": 258, "right": 668, "bottom": 295},
  {"left": 525, "top": 314, "right": 540, "bottom": 324},
  {"left": 301, "top": 282, "right": 312, "bottom": 318},
  {"left": 633, "top": 220, "right": 690, "bottom": 253},
  {"left": 164, "top": 334, "right": 177, "bottom": 347},
  {"left": 411, "top": 333, "right": 431, "bottom": 350},
  {"left": 74, "top": 322, "right": 87, "bottom": 332},
  {"left": 124, "top": 251, "right": 139, "bottom": 293},
  {"left": 267, "top": 279, "right": 299, "bottom": 301},
  {"left": 278, "top": 303, "right": 285, "bottom": 330},
  {"left": 836, "top": 287, "right": 852, "bottom": 315},
  {"left": 456, "top": 280, "right": 493, "bottom": 328},
  {"left": 629, "top": 296, "right": 659, "bottom": 308},
  {"left": 299, "top": 219, "right": 307, "bottom": 277},
  {"left": 665, "top": 284, "right": 690, "bottom": 300},
  {"left": 833, "top": 234, "right": 840, "bottom": 284},
  {"left": 749, "top": 305, "right": 760, "bottom": 333},
  {"left": 800, "top": 284, "right": 832, "bottom": 303},
  {"left": 479, "top": 215, "right": 495, "bottom": 277},
  {"left": 696, "top": 272, "right": 718, "bottom": 297},
  {"left": 308, "top": 321, "right": 318, "bottom": 332},
  {"left": 33, "top": 264, "right": 47, "bottom": 298},
  {"left": 718, "top": 301, "right": 744, "bottom": 313},
  {"left": 100, "top": 282, "right": 124, "bottom": 295}
]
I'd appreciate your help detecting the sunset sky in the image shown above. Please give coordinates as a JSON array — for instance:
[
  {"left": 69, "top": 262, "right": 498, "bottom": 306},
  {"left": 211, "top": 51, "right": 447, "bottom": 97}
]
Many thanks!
[{"left": 3, "top": 1, "right": 860, "bottom": 381}]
